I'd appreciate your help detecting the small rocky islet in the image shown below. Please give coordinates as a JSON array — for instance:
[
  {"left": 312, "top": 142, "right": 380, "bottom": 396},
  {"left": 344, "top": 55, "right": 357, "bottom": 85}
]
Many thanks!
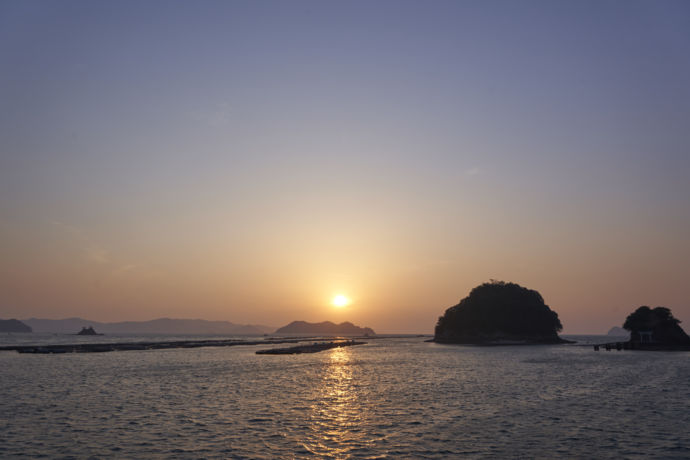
[{"left": 76, "top": 326, "right": 101, "bottom": 335}]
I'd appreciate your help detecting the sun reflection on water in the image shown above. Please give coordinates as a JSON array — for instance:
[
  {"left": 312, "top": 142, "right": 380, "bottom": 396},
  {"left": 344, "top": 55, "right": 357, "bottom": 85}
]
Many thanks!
[{"left": 304, "top": 346, "right": 368, "bottom": 458}]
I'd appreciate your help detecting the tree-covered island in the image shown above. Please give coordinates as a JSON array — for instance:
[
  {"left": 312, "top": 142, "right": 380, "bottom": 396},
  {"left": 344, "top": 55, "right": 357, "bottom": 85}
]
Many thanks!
[
  {"left": 623, "top": 306, "right": 690, "bottom": 347},
  {"left": 434, "top": 281, "right": 568, "bottom": 344}
]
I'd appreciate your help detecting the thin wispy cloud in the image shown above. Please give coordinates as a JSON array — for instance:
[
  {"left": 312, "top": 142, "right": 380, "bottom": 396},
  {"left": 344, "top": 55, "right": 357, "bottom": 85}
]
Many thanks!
[
  {"left": 403, "top": 259, "right": 456, "bottom": 273},
  {"left": 51, "top": 220, "right": 110, "bottom": 264},
  {"left": 50, "top": 220, "right": 163, "bottom": 279},
  {"left": 190, "top": 102, "right": 232, "bottom": 127},
  {"left": 50, "top": 220, "right": 85, "bottom": 238},
  {"left": 112, "top": 264, "right": 137, "bottom": 275},
  {"left": 86, "top": 244, "right": 110, "bottom": 264}
]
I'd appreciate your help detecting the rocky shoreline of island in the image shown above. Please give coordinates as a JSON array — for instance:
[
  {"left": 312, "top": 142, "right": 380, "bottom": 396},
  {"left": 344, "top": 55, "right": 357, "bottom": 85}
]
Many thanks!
[{"left": 433, "top": 336, "right": 574, "bottom": 345}]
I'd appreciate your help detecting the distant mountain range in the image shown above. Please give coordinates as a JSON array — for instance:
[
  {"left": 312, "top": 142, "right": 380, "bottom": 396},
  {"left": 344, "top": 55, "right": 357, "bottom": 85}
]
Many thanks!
[
  {"left": 10, "top": 317, "right": 374, "bottom": 336},
  {"left": 22, "top": 317, "right": 274, "bottom": 335},
  {"left": 275, "top": 321, "right": 375, "bottom": 336}
]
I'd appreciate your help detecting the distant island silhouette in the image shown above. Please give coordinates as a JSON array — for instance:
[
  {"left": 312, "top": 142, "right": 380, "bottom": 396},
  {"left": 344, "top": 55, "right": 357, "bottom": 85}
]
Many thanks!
[
  {"left": 607, "top": 326, "right": 627, "bottom": 336},
  {"left": 275, "top": 321, "right": 375, "bottom": 336},
  {"left": 434, "top": 281, "right": 568, "bottom": 345},
  {"left": 0, "top": 319, "right": 32, "bottom": 333},
  {"left": 77, "top": 326, "right": 101, "bottom": 336}
]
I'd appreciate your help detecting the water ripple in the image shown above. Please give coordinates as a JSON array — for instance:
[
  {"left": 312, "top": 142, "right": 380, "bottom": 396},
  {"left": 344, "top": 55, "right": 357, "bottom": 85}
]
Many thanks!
[{"left": 1, "top": 338, "right": 689, "bottom": 458}]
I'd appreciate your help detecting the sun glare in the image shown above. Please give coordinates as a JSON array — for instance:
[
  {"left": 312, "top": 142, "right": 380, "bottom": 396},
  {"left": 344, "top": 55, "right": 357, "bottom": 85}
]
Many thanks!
[{"left": 331, "top": 294, "right": 350, "bottom": 308}]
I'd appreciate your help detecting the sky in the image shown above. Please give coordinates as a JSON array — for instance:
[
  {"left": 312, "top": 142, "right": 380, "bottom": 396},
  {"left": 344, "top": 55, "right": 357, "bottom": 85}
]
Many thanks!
[{"left": 1, "top": 0, "right": 689, "bottom": 334}]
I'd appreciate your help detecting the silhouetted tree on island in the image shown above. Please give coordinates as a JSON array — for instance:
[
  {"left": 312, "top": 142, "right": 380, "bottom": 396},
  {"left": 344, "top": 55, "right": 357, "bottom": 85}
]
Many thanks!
[
  {"left": 623, "top": 306, "right": 690, "bottom": 345},
  {"left": 434, "top": 281, "right": 565, "bottom": 344}
]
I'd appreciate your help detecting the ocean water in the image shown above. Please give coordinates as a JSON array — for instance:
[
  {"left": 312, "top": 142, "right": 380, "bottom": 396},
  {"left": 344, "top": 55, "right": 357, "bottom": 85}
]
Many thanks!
[{"left": 1, "top": 335, "right": 689, "bottom": 459}]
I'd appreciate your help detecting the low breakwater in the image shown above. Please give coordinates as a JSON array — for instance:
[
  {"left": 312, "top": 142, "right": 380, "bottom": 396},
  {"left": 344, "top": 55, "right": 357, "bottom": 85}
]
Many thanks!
[
  {"left": 0, "top": 338, "right": 307, "bottom": 354},
  {"left": 256, "top": 340, "right": 366, "bottom": 355},
  {"left": 593, "top": 341, "right": 690, "bottom": 352}
]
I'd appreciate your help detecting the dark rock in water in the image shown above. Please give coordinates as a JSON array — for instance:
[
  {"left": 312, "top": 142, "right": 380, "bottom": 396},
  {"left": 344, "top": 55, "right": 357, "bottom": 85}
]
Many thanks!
[
  {"left": 434, "top": 280, "right": 568, "bottom": 345},
  {"left": 607, "top": 326, "right": 628, "bottom": 336},
  {"left": 0, "top": 319, "right": 32, "bottom": 333},
  {"left": 623, "top": 306, "right": 690, "bottom": 346},
  {"left": 275, "top": 320, "right": 375, "bottom": 336},
  {"left": 77, "top": 326, "right": 101, "bottom": 335}
]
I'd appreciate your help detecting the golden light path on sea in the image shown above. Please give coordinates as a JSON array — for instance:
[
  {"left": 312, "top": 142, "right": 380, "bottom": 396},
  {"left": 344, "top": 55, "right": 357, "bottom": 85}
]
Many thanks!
[{"left": 304, "top": 346, "right": 368, "bottom": 457}]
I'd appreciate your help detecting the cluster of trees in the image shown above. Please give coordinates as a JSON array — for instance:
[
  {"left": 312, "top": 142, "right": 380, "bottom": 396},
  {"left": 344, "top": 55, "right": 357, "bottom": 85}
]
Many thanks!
[
  {"left": 434, "top": 281, "right": 562, "bottom": 341},
  {"left": 623, "top": 306, "right": 690, "bottom": 345}
]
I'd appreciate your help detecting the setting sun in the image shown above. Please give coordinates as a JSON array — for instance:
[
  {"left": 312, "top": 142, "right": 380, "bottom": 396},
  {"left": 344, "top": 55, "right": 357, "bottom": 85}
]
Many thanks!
[{"left": 331, "top": 294, "right": 350, "bottom": 308}]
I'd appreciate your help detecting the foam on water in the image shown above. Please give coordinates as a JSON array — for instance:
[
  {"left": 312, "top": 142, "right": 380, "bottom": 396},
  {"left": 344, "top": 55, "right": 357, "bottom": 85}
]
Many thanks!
[{"left": 1, "top": 336, "right": 689, "bottom": 458}]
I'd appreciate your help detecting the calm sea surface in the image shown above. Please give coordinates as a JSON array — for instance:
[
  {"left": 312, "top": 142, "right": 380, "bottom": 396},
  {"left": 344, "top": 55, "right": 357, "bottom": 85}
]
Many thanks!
[{"left": 1, "top": 335, "right": 689, "bottom": 459}]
